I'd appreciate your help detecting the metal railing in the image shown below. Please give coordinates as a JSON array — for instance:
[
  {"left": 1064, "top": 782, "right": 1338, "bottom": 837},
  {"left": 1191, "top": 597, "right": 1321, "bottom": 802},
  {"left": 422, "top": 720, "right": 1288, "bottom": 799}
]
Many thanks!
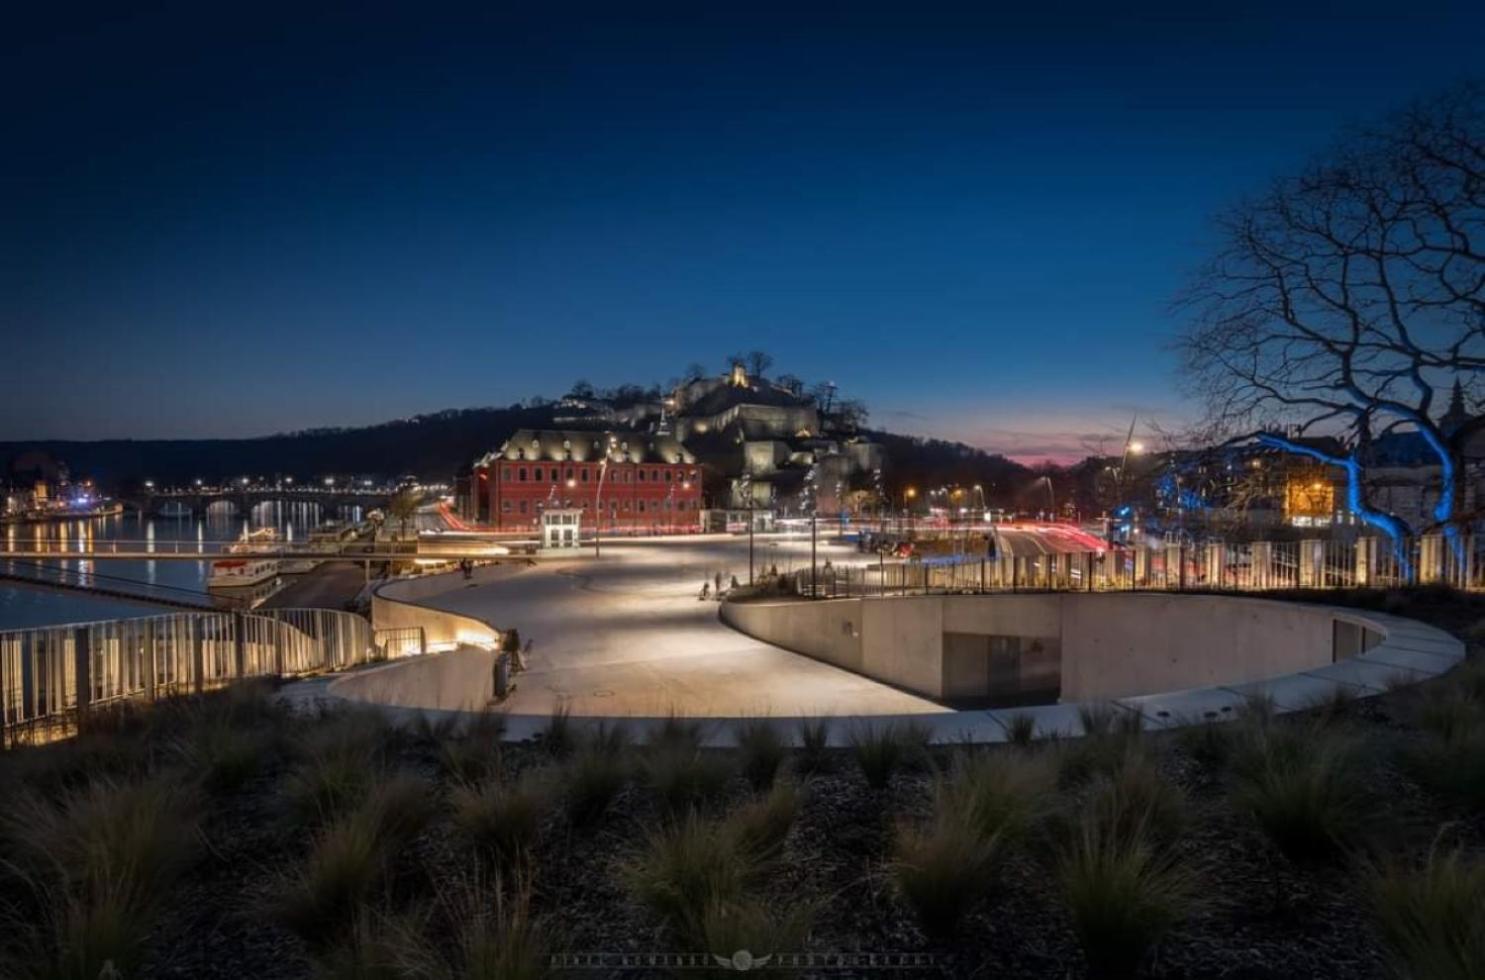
[
  {"left": 793, "top": 532, "right": 1485, "bottom": 598},
  {"left": 1, "top": 607, "right": 380, "bottom": 744}
]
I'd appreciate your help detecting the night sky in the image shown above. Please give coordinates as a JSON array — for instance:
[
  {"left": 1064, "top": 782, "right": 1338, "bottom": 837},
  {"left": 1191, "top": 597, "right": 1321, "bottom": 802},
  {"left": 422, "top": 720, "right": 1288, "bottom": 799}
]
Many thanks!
[{"left": 5, "top": 2, "right": 1481, "bottom": 461}]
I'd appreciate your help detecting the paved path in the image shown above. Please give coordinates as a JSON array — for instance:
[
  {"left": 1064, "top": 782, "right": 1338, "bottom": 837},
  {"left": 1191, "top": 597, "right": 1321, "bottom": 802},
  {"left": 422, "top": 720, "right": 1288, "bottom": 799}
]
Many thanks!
[{"left": 413, "top": 535, "right": 945, "bottom": 719}]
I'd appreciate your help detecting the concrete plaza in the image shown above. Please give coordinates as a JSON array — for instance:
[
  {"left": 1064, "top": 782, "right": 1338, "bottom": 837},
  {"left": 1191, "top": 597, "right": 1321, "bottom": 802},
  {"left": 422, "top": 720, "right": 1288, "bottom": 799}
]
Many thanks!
[{"left": 412, "top": 534, "right": 945, "bottom": 719}]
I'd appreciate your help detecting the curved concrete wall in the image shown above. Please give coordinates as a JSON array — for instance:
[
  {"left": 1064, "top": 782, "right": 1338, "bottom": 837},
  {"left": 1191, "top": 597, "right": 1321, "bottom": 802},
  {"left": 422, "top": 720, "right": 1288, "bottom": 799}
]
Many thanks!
[
  {"left": 327, "top": 645, "right": 496, "bottom": 711},
  {"left": 372, "top": 575, "right": 500, "bottom": 649},
  {"left": 722, "top": 593, "right": 1390, "bottom": 704}
]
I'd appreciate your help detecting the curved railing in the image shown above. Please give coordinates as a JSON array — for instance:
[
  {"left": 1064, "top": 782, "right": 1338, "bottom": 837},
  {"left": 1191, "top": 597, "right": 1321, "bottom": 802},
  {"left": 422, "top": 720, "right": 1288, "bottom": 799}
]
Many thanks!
[{"left": 1, "top": 607, "right": 377, "bottom": 744}]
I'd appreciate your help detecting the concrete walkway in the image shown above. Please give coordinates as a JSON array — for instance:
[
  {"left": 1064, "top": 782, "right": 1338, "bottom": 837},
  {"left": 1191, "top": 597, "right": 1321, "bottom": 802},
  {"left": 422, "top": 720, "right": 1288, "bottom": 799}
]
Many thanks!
[{"left": 411, "top": 536, "right": 945, "bottom": 720}]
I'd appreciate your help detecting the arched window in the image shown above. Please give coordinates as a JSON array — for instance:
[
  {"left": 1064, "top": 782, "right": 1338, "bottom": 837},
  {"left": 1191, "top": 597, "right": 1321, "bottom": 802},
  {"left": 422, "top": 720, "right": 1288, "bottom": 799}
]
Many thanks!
[
  {"left": 638, "top": 469, "right": 646, "bottom": 482},
  {"left": 533, "top": 467, "right": 543, "bottom": 481},
  {"left": 518, "top": 467, "right": 527, "bottom": 481}
]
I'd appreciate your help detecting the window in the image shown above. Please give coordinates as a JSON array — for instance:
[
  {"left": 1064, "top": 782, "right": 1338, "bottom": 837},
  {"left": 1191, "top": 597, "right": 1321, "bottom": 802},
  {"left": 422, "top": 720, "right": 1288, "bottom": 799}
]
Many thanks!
[
  {"left": 566, "top": 467, "right": 574, "bottom": 481},
  {"left": 581, "top": 468, "right": 590, "bottom": 483},
  {"left": 502, "top": 500, "right": 511, "bottom": 513},
  {"left": 638, "top": 500, "right": 646, "bottom": 513},
  {"left": 519, "top": 501, "right": 528, "bottom": 514},
  {"left": 534, "top": 467, "right": 543, "bottom": 481},
  {"left": 517, "top": 467, "right": 527, "bottom": 481},
  {"left": 653, "top": 469, "right": 661, "bottom": 482},
  {"left": 502, "top": 467, "right": 511, "bottom": 481},
  {"left": 638, "top": 469, "right": 646, "bottom": 482},
  {"left": 665, "top": 470, "right": 672, "bottom": 482}
]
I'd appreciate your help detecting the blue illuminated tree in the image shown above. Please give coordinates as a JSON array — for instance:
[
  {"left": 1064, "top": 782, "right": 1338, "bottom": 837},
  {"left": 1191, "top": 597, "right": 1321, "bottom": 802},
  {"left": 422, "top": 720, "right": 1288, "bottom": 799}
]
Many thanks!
[{"left": 1179, "top": 83, "right": 1485, "bottom": 574}]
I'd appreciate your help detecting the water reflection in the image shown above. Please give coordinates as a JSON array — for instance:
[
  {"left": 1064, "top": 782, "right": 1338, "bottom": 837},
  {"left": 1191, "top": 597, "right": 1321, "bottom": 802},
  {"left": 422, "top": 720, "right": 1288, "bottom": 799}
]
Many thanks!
[{"left": 0, "top": 501, "right": 340, "bottom": 629}]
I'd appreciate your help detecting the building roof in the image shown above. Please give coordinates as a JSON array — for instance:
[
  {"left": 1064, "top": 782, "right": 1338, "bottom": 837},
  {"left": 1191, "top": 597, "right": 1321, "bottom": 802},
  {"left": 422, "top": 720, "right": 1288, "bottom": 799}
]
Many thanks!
[{"left": 484, "top": 429, "right": 695, "bottom": 466}]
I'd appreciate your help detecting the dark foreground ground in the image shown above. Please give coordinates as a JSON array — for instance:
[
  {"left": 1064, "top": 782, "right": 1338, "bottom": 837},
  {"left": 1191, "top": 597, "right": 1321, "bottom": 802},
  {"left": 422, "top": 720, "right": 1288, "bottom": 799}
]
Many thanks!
[{"left": 2, "top": 586, "right": 1484, "bottom": 980}]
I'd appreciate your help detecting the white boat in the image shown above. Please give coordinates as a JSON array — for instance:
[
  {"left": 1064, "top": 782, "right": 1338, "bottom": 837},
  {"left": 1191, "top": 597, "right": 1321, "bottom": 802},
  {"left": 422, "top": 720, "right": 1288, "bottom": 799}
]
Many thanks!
[
  {"left": 208, "top": 528, "right": 281, "bottom": 589},
  {"left": 207, "top": 557, "right": 281, "bottom": 588}
]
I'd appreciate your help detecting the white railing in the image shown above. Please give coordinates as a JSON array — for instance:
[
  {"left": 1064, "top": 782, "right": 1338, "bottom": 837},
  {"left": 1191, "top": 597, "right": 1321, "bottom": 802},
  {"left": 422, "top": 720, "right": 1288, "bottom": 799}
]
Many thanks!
[
  {"left": 1, "top": 607, "right": 379, "bottom": 743},
  {"left": 791, "top": 532, "right": 1485, "bottom": 598}
]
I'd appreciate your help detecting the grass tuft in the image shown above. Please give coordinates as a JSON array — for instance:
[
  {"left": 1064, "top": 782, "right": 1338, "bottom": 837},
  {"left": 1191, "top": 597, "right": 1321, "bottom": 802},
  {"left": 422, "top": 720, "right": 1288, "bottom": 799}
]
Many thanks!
[
  {"left": 450, "top": 772, "right": 550, "bottom": 868},
  {"left": 734, "top": 719, "right": 788, "bottom": 791},
  {"left": 795, "top": 718, "right": 833, "bottom": 774},
  {"left": 893, "top": 813, "right": 1010, "bottom": 939},
  {"left": 541, "top": 702, "right": 576, "bottom": 757},
  {"left": 1058, "top": 806, "right": 1192, "bottom": 980},
  {"left": 850, "top": 723, "right": 916, "bottom": 791},
  {"left": 1371, "top": 843, "right": 1485, "bottom": 980},
  {"left": 1005, "top": 712, "right": 1037, "bottom": 747},
  {"left": 642, "top": 746, "right": 733, "bottom": 816},
  {"left": 723, "top": 780, "right": 801, "bottom": 864},
  {"left": 1231, "top": 723, "right": 1369, "bottom": 862},
  {"left": 562, "top": 748, "right": 629, "bottom": 829}
]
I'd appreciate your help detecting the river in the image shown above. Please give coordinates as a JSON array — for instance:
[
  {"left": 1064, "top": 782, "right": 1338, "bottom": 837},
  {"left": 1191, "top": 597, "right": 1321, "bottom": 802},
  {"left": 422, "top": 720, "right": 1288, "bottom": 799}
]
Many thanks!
[{"left": 0, "top": 501, "right": 361, "bottom": 630}]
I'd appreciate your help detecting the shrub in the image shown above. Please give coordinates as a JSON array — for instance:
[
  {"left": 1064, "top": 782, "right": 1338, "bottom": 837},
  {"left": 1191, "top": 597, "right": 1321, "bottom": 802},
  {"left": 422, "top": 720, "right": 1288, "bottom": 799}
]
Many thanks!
[
  {"left": 724, "top": 781, "right": 801, "bottom": 864},
  {"left": 642, "top": 746, "right": 733, "bottom": 816},
  {"left": 1372, "top": 844, "right": 1485, "bottom": 980},
  {"left": 1005, "top": 712, "right": 1037, "bottom": 747},
  {"left": 451, "top": 773, "right": 550, "bottom": 868},
  {"left": 1231, "top": 725, "right": 1369, "bottom": 862},
  {"left": 795, "top": 718, "right": 833, "bottom": 774},
  {"left": 893, "top": 814, "right": 1010, "bottom": 940},
  {"left": 734, "top": 719, "right": 788, "bottom": 791},
  {"left": 1058, "top": 809, "right": 1192, "bottom": 980},
  {"left": 562, "top": 748, "right": 628, "bottom": 829}
]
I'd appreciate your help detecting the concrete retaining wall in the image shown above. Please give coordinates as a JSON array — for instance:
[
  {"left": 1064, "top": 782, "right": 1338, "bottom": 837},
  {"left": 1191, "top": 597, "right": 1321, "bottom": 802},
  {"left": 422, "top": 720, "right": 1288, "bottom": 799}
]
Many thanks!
[
  {"left": 721, "top": 593, "right": 1382, "bottom": 704},
  {"left": 327, "top": 645, "right": 496, "bottom": 711}
]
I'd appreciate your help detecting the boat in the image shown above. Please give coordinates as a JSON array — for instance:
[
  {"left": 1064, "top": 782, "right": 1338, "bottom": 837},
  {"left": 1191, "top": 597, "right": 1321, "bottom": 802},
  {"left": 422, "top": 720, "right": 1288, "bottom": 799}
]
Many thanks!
[
  {"left": 208, "top": 527, "right": 281, "bottom": 589},
  {"left": 279, "top": 522, "right": 357, "bottom": 574}
]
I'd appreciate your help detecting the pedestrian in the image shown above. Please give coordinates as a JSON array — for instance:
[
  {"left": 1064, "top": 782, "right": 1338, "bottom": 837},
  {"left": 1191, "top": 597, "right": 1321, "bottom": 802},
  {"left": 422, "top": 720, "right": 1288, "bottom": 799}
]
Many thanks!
[
  {"left": 700, "top": 581, "right": 710, "bottom": 600},
  {"left": 714, "top": 570, "right": 723, "bottom": 595}
]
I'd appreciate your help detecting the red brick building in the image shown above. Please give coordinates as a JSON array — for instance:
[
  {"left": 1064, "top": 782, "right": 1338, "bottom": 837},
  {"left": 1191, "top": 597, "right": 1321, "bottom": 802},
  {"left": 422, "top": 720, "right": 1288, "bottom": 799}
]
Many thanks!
[{"left": 469, "top": 429, "right": 702, "bottom": 532}]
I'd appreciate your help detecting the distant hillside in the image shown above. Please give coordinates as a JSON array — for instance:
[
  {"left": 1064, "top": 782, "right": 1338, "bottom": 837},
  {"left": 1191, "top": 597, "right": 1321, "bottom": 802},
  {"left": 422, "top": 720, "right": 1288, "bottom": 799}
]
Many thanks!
[
  {"left": 1, "top": 408, "right": 1035, "bottom": 500},
  {"left": 0, "top": 406, "right": 557, "bottom": 488}
]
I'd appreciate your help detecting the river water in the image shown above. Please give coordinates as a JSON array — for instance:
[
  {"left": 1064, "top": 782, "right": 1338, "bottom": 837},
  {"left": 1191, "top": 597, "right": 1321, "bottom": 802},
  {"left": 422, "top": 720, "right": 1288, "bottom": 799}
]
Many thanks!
[{"left": 0, "top": 501, "right": 360, "bottom": 630}]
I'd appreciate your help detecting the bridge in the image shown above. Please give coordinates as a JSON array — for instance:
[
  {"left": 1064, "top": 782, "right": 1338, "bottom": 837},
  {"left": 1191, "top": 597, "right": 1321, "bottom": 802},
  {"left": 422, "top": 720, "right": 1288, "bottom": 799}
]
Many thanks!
[{"left": 123, "top": 485, "right": 396, "bottom": 517}]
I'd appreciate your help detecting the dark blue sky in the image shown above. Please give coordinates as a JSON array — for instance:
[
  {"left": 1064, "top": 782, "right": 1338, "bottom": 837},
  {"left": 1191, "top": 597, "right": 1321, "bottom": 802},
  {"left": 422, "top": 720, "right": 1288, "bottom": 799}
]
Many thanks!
[{"left": 4, "top": 2, "right": 1481, "bottom": 460}]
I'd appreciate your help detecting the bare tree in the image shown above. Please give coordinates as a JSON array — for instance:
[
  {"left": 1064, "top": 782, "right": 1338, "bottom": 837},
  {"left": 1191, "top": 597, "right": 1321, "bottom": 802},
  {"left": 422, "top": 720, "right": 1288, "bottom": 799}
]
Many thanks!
[
  {"left": 1178, "top": 82, "right": 1485, "bottom": 569},
  {"left": 745, "top": 350, "right": 774, "bottom": 378}
]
